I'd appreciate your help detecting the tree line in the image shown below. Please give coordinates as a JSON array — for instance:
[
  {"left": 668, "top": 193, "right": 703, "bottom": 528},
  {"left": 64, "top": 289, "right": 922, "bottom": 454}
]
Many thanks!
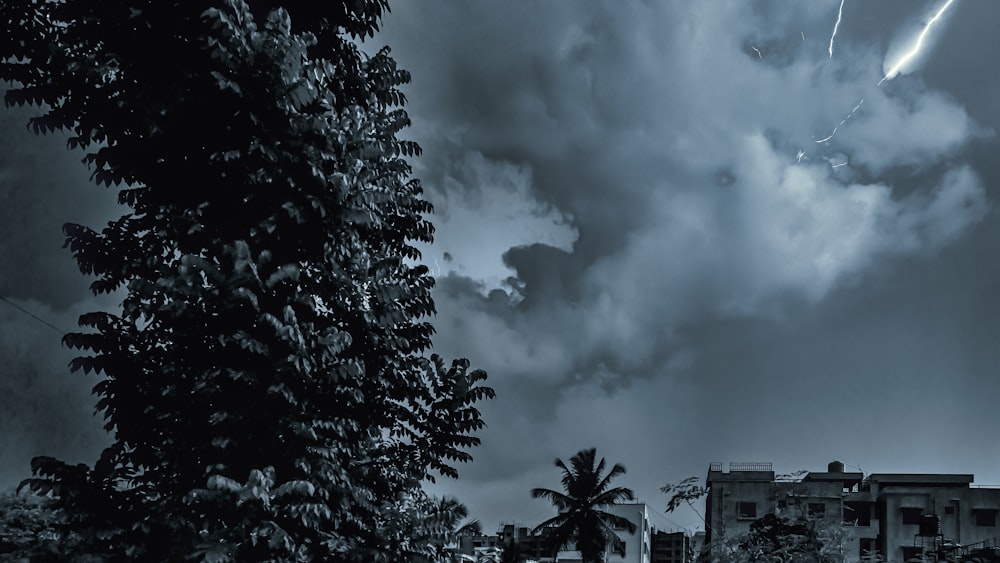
[{"left": 1, "top": 445, "right": 857, "bottom": 562}]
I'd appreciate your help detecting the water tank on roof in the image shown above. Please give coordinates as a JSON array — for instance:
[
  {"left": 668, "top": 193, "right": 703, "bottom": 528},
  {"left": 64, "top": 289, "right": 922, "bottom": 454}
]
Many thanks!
[
  {"left": 919, "top": 514, "right": 941, "bottom": 537},
  {"left": 828, "top": 461, "right": 845, "bottom": 473}
]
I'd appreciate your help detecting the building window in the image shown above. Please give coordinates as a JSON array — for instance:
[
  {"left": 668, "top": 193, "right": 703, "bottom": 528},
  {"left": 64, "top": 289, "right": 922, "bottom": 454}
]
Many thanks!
[
  {"left": 737, "top": 502, "right": 757, "bottom": 519},
  {"left": 845, "top": 501, "right": 872, "bottom": 526},
  {"left": 901, "top": 546, "right": 922, "bottom": 562},
  {"left": 808, "top": 502, "right": 826, "bottom": 518},
  {"left": 859, "top": 538, "right": 876, "bottom": 560},
  {"left": 901, "top": 507, "right": 923, "bottom": 525},
  {"left": 975, "top": 509, "right": 998, "bottom": 527},
  {"left": 945, "top": 506, "right": 955, "bottom": 515}
]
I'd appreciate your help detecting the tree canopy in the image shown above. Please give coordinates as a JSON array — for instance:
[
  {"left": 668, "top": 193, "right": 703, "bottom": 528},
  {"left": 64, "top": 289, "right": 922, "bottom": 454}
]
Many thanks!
[
  {"left": 1, "top": 0, "right": 492, "bottom": 560},
  {"left": 531, "top": 448, "right": 636, "bottom": 563}
]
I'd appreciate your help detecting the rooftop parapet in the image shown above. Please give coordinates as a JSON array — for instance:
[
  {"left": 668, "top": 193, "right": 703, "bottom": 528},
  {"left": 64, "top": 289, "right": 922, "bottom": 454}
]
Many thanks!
[{"left": 707, "top": 462, "right": 775, "bottom": 483}]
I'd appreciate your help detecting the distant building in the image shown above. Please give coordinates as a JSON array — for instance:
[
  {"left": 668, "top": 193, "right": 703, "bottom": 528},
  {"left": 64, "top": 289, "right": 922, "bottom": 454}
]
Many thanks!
[
  {"left": 458, "top": 530, "right": 502, "bottom": 560},
  {"left": 689, "top": 531, "right": 705, "bottom": 561},
  {"left": 497, "top": 521, "right": 551, "bottom": 561},
  {"left": 476, "top": 503, "right": 653, "bottom": 563},
  {"left": 703, "top": 461, "right": 1000, "bottom": 563},
  {"left": 603, "top": 501, "right": 652, "bottom": 563},
  {"left": 651, "top": 529, "right": 692, "bottom": 562}
]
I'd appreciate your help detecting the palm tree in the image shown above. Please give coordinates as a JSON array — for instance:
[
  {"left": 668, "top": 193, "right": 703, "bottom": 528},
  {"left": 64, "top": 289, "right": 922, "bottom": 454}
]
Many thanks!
[
  {"left": 530, "top": 448, "right": 637, "bottom": 563},
  {"left": 457, "top": 518, "right": 484, "bottom": 537}
]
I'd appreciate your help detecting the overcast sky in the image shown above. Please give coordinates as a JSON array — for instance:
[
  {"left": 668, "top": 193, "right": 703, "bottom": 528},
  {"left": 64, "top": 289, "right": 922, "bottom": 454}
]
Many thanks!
[{"left": 2, "top": 0, "right": 1000, "bottom": 534}]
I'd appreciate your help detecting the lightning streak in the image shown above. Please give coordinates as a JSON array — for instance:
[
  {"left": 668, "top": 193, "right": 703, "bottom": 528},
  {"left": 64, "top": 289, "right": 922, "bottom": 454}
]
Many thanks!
[
  {"left": 878, "top": 0, "right": 958, "bottom": 85},
  {"left": 816, "top": 98, "right": 864, "bottom": 144},
  {"left": 828, "top": 0, "right": 846, "bottom": 58},
  {"left": 752, "top": 46, "right": 762, "bottom": 58}
]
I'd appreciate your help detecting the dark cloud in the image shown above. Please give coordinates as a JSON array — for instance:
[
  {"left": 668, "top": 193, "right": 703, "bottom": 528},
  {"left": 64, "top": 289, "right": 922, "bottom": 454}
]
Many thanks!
[
  {"left": 374, "top": 0, "right": 1000, "bottom": 530},
  {"left": 0, "top": 99, "right": 119, "bottom": 308}
]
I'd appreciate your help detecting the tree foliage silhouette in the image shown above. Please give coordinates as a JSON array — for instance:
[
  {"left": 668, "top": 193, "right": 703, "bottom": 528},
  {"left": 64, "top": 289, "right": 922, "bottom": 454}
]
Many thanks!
[
  {"left": 0, "top": 0, "right": 493, "bottom": 560},
  {"left": 531, "top": 448, "right": 637, "bottom": 563}
]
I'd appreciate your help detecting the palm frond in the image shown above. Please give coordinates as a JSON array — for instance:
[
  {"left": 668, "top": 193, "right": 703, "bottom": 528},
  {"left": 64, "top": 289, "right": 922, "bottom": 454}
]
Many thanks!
[
  {"left": 595, "top": 462, "right": 628, "bottom": 495},
  {"left": 531, "top": 487, "right": 575, "bottom": 511},
  {"left": 592, "top": 485, "right": 635, "bottom": 506}
]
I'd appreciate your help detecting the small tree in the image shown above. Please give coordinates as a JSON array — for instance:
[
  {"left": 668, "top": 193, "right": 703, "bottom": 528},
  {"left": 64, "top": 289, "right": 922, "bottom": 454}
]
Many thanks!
[
  {"left": 0, "top": 489, "right": 63, "bottom": 560},
  {"left": 531, "top": 448, "right": 637, "bottom": 563},
  {"left": 2, "top": 0, "right": 493, "bottom": 560}
]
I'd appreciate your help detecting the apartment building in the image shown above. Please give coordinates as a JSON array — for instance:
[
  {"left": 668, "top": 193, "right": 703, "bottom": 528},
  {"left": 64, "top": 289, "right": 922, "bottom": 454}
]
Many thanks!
[
  {"left": 703, "top": 461, "right": 1000, "bottom": 562},
  {"left": 466, "top": 503, "right": 653, "bottom": 563},
  {"left": 605, "top": 502, "right": 652, "bottom": 563},
  {"left": 651, "top": 529, "right": 693, "bottom": 563}
]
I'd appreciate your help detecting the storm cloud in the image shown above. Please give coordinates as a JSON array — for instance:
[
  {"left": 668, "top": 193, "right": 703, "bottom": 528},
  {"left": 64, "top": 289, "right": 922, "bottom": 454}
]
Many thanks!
[{"left": 375, "top": 0, "right": 1000, "bottom": 529}]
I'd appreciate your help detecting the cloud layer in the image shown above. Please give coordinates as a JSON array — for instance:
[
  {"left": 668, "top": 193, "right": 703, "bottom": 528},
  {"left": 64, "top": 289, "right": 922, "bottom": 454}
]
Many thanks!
[
  {"left": 384, "top": 0, "right": 989, "bottom": 387},
  {"left": 376, "top": 0, "right": 998, "bottom": 529}
]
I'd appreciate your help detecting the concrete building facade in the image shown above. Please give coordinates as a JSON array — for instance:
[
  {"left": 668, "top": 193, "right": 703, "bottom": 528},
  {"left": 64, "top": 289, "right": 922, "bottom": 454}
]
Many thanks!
[
  {"left": 703, "top": 461, "right": 1000, "bottom": 563},
  {"left": 469, "top": 503, "right": 654, "bottom": 563},
  {"left": 651, "top": 529, "right": 693, "bottom": 563},
  {"left": 605, "top": 502, "right": 652, "bottom": 563}
]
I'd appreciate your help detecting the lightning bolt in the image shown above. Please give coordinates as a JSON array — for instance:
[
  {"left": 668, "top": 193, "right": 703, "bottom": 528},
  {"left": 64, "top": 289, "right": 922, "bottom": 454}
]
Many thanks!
[
  {"left": 752, "top": 46, "right": 762, "bottom": 58},
  {"left": 878, "top": 0, "right": 958, "bottom": 85},
  {"left": 816, "top": 97, "right": 864, "bottom": 144},
  {"left": 828, "top": 0, "right": 846, "bottom": 58},
  {"left": 795, "top": 149, "right": 806, "bottom": 164}
]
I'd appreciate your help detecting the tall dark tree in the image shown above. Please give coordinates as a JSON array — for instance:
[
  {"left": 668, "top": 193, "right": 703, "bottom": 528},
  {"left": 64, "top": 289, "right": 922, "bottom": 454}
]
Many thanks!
[
  {"left": 531, "top": 448, "right": 637, "bottom": 563},
  {"left": 0, "top": 0, "right": 493, "bottom": 560}
]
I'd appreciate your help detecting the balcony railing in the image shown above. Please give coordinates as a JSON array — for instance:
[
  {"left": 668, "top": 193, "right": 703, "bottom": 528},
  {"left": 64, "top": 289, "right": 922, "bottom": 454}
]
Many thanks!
[
  {"left": 957, "top": 536, "right": 1000, "bottom": 556},
  {"left": 709, "top": 462, "right": 775, "bottom": 473},
  {"left": 730, "top": 462, "right": 773, "bottom": 472}
]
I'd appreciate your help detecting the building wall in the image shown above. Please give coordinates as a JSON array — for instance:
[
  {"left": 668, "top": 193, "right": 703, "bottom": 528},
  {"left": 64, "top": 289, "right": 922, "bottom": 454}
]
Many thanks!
[
  {"left": 492, "top": 506, "right": 653, "bottom": 563},
  {"left": 651, "top": 530, "right": 691, "bottom": 563},
  {"left": 497, "top": 522, "right": 553, "bottom": 561},
  {"left": 690, "top": 531, "right": 704, "bottom": 561},
  {"left": 704, "top": 467, "right": 779, "bottom": 551},
  {"left": 704, "top": 464, "right": 1000, "bottom": 563},
  {"left": 605, "top": 502, "right": 651, "bottom": 563},
  {"left": 459, "top": 532, "right": 501, "bottom": 555},
  {"left": 867, "top": 476, "right": 1000, "bottom": 562}
]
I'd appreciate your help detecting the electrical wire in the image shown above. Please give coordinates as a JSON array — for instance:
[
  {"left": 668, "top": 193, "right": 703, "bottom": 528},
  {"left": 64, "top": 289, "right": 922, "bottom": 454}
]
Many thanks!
[{"left": 0, "top": 294, "right": 67, "bottom": 335}]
